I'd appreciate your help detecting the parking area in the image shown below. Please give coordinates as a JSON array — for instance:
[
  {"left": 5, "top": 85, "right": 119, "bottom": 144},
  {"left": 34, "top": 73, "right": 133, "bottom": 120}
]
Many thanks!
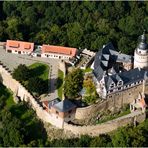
[{"left": 0, "top": 46, "right": 59, "bottom": 101}]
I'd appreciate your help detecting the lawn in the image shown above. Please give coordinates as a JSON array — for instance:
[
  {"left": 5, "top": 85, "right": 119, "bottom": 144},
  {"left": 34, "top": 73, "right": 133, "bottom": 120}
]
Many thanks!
[
  {"left": 28, "top": 62, "right": 49, "bottom": 81},
  {"left": 56, "top": 70, "right": 64, "bottom": 99}
]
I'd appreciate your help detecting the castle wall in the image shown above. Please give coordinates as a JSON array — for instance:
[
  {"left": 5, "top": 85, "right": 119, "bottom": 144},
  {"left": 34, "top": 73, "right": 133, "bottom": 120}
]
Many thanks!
[
  {"left": 0, "top": 63, "right": 64, "bottom": 128},
  {"left": 75, "top": 84, "right": 143, "bottom": 120},
  {"left": 64, "top": 110, "right": 145, "bottom": 136},
  {"left": 0, "top": 61, "right": 146, "bottom": 136}
]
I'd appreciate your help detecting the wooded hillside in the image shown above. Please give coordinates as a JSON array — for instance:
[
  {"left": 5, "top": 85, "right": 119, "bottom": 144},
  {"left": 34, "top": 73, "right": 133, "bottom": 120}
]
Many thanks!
[{"left": 0, "top": 1, "right": 148, "bottom": 54}]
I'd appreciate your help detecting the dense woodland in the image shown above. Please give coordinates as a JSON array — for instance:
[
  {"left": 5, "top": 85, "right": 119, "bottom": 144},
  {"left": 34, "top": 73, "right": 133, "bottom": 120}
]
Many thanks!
[{"left": 0, "top": 1, "right": 148, "bottom": 54}]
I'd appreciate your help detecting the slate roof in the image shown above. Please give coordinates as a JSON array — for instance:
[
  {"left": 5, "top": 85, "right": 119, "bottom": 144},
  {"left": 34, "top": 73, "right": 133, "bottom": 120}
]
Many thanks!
[
  {"left": 137, "top": 34, "right": 148, "bottom": 50},
  {"left": 48, "top": 98, "right": 60, "bottom": 108},
  {"left": 93, "top": 42, "right": 133, "bottom": 81},
  {"left": 104, "top": 68, "right": 147, "bottom": 91},
  {"left": 53, "top": 99, "right": 76, "bottom": 112}
]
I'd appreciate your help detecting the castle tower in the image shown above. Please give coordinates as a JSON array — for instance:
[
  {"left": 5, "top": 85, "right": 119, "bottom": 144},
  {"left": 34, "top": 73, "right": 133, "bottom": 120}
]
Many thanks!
[{"left": 134, "top": 32, "right": 148, "bottom": 69}]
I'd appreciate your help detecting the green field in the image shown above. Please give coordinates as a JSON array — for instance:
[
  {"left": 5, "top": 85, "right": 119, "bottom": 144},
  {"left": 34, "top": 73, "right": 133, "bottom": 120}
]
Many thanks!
[
  {"left": 57, "top": 70, "right": 64, "bottom": 99},
  {"left": 28, "top": 62, "right": 49, "bottom": 81}
]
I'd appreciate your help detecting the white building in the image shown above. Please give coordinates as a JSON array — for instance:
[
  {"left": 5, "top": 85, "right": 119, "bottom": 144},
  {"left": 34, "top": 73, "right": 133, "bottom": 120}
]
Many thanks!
[
  {"left": 41, "top": 44, "right": 77, "bottom": 60},
  {"left": 134, "top": 32, "right": 148, "bottom": 69}
]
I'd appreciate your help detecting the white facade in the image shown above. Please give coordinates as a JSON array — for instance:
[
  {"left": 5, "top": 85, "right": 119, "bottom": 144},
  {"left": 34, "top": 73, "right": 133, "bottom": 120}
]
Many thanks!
[
  {"left": 134, "top": 33, "right": 148, "bottom": 69},
  {"left": 41, "top": 53, "right": 71, "bottom": 59},
  {"left": 6, "top": 49, "right": 32, "bottom": 55},
  {"left": 134, "top": 50, "right": 148, "bottom": 69}
]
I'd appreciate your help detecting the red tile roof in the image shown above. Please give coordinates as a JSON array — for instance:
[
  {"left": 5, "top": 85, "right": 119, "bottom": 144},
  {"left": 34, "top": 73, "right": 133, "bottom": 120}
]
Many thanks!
[
  {"left": 42, "top": 44, "right": 77, "bottom": 57},
  {"left": 6, "top": 40, "right": 34, "bottom": 52}
]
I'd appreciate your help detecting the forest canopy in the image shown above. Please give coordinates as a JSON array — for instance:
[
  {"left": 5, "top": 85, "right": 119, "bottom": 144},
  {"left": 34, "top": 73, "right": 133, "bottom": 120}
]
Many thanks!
[{"left": 0, "top": 1, "right": 148, "bottom": 54}]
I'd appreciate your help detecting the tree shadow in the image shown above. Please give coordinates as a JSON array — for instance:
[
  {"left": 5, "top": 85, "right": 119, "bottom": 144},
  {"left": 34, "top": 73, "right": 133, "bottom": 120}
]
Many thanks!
[
  {"left": 49, "top": 78, "right": 58, "bottom": 93},
  {"left": 56, "top": 77, "right": 63, "bottom": 89},
  {"left": 29, "top": 65, "right": 47, "bottom": 78}
]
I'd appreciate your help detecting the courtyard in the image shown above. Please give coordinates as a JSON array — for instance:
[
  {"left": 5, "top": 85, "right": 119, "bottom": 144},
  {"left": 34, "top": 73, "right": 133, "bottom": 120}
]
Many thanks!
[{"left": 0, "top": 46, "right": 60, "bottom": 101}]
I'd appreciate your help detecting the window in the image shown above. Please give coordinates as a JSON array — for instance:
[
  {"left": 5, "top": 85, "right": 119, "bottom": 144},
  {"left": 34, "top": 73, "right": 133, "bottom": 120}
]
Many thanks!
[
  {"left": 56, "top": 111, "right": 59, "bottom": 115},
  {"left": 118, "top": 80, "right": 123, "bottom": 86},
  {"left": 68, "top": 110, "right": 72, "bottom": 114},
  {"left": 110, "top": 83, "right": 115, "bottom": 89}
]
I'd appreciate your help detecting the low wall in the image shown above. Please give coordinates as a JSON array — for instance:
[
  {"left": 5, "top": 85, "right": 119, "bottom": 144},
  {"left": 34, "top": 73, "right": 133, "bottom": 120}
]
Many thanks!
[
  {"left": 75, "top": 84, "right": 144, "bottom": 120},
  {"left": 64, "top": 110, "right": 145, "bottom": 136}
]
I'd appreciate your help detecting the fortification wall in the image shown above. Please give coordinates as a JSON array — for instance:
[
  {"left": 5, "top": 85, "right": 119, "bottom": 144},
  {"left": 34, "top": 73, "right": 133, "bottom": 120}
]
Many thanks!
[
  {"left": 0, "top": 61, "right": 146, "bottom": 136},
  {"left": 64, "top": 110, "right": 145, "bottom": 136},
  {"left": 0, "top": 62, "right": 64, "bottom": 128},
  {"left": 75, "top": 84, "right": 143, "bottom": 120}
]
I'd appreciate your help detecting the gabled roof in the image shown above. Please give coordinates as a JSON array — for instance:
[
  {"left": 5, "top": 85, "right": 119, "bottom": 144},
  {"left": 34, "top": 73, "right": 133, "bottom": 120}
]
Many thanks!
[
  {"left": 104, "top": 68, "right": 147, "bottom": 91},
  {"left": 104, "top": 76, "right": 115, "bottom": 90},
  {"left": 41, "top": 44, "right": 77, "bottom": 57},
  {"left": 94, "top": 66, "right": 105, "bottom": 81},
  {"left": 108, "top": 67, "right": 117, "bottom": 75},
  {"left": 101, "top": 60, "right": 108, "bottom": 67},
  {"left": 101, "top": 54, "right": 110, "bottom": 61},
  {"left": 53, "top": 99, "right": 76, "bottom": 112},
  {"left": 6, "top": 40, "right": 34, "bottom": 52},
  {"left": 43, "top": 98, "right": 60, "bottom": 108}
]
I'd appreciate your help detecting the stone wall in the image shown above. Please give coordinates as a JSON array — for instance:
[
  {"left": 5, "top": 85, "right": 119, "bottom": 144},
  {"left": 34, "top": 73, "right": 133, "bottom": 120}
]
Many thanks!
[
  {"left": 75, "top": 84, "right": 144, "bottom": 120},
  {"left": 0, "top": 61, "right": 146, "bottom": 136},
  {"left": 64, "top": 110, "right": 145, "bottom": 136},
  {"left": 0, "top": 62, "right": 64, "bottom": 128}
]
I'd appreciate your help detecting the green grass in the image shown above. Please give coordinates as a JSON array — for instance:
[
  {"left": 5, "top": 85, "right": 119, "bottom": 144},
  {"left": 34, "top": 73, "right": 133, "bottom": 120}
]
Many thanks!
[
  {"left": 28, "top": 62, "right": 49, "bottom": 81},
  {"left": 57, "top": 70, "right": 64, "bottom": 99}
]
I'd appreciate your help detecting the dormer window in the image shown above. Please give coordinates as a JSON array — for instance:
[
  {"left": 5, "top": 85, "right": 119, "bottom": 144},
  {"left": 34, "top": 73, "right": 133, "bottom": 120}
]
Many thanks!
[
  {"left": 110, "top": 82, "right": 115, "bottom": 89},
  {"left": 118, "top": 80, "right": 123, "bottom": 86}
]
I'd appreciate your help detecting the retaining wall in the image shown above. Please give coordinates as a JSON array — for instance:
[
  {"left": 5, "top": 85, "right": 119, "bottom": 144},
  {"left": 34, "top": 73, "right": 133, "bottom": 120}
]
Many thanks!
[
  {"left": 75, "top": 84, "right": 144, "bottom": 120},
  {"left": 64, "top": 110, "right": 146, "bottom": 136}
]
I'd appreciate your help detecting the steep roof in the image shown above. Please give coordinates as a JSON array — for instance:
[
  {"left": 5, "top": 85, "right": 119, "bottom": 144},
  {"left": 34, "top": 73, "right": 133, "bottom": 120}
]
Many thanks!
[
  {"left": 41, "top": 44, "right": 77, "bottom": 57},
  {"left": 43, "top": 98, "right": 60, "bottom": 108},
  {"left": 104, "top": 68, "right": 147, "bottom": 91},
  {"left": 53, "top": 99, "right": 76, "bottom": 112},
  {"left": 6, "top": 40, "right": 34, "bottom": 52},
  {"left": 93, "top": 42, "right": 133, "bottom": 82}
]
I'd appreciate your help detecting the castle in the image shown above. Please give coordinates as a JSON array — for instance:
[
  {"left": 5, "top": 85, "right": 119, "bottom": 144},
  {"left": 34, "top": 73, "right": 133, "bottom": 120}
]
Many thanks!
[{"left": 92, "top": 32, "right": 148, "bottom": 99}]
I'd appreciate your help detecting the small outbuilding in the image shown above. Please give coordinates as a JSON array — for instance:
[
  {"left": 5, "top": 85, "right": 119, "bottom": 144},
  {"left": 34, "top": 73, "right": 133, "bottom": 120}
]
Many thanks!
[{"left": 42, "top": 98, "right": 76, "bottom": 128}]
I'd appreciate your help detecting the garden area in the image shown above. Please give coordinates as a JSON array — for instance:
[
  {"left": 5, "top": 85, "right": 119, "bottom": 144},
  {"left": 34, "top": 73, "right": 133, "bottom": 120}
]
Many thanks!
[{"left": 12, "top": 62, "right": 49, "bottom": 96}]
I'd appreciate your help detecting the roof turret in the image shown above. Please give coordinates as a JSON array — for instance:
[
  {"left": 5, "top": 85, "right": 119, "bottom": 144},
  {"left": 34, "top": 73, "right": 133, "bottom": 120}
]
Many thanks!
[{"left": 137, "top": 31, "right": 148, "bottom": 50}]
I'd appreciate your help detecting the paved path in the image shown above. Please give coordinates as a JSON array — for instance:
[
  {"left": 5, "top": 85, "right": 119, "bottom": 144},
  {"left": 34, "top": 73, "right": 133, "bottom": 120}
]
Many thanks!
[{"left": 0, "top": 46, "right": 59, "bottom": 101}]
